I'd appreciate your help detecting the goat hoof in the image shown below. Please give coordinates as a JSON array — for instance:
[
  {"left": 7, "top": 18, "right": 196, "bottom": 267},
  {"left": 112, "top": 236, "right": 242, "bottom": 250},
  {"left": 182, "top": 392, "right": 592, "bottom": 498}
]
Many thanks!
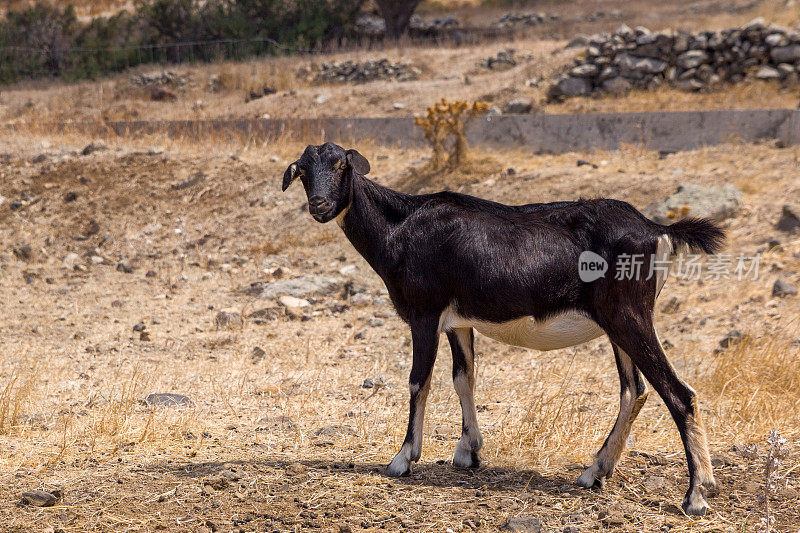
[
  {"left": 385, "top": 455, "right": 412, "bottom": 477},
  {"left": 576, "top": 469, "right": 605, "bottom": 490},
  {"left": 384, "top": 464, "right": 410, "bottom": 477},
  {"left": 453, "top": 447, "right": 480, "bottom": 469},
  {"left": 682, "top": 492, "right": 709, "bottom": 516}
]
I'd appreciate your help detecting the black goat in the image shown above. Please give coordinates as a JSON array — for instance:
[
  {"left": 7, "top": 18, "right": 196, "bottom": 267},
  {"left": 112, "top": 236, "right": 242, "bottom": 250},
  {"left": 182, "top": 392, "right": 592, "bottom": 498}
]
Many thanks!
[{"left": 281, "top": 142, "right": 724, "bottom": 516}]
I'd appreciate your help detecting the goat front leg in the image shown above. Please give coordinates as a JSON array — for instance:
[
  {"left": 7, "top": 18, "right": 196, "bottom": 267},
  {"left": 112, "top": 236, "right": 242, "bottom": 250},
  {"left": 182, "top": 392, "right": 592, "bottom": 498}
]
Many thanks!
[
  {"left": 385, "top": 315, "right": 440, "bottom": 477},
  {"left": 448, "top": 328, "right": 483, "bottom": 468}
]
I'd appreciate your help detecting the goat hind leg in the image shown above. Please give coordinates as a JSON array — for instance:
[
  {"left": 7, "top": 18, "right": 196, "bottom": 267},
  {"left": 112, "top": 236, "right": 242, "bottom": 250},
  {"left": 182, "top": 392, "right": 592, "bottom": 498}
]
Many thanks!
[
  {"left": 448, "top": 328, "right": 483, "bottom": 468},
  {"left": 577, "top": 342, "right": 647, "bottom": 490},
  {"left": 605, "top": 321, "right": 715, "bottom": 515}
]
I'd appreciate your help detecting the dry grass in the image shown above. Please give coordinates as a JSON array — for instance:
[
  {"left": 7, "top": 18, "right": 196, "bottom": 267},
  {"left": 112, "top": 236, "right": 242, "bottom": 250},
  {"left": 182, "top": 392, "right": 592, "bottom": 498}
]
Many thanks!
[{"left": 0, "top": 127, "right": 798, "bottom": 530}]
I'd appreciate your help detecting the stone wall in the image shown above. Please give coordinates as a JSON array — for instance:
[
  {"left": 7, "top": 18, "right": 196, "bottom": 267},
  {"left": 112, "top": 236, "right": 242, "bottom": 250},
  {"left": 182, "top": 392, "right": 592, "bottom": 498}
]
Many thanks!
[
  {"left": 547, "top": 18, "right": 800, "bottom": 100},
  {"left": 102, "top": 109, "right": 800, "bottom": 153}
]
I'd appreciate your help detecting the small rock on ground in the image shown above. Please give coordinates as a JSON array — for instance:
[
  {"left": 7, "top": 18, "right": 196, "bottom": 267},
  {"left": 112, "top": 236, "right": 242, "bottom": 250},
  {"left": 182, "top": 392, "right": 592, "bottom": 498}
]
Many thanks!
[
  {"left": 502, "top": 516, "right": 542, "bottom": 532},
  {"left": 81, "top": 143, "right": 108, "bottom": 156},
  {"left": 503, "top": 97, "right": 533, "bottom": 114},
  {"left": 362, "top": 377, "right": 385, "bottom": 389},
  {"left": 278, "top": 295, "right": 310, "bottom": 308},
  {"left": 773, "top": 278, "right": 798, "bottom": 297},
  {"left": 719, "top": 330, "right": 743, "bottom": 348},
  {"left": 145, "top": 393, "right": 193, "bottom": 407},
  {"left": 251, "top": 346, "right": 266, "bottom": 362},
  {"left": 776, "top": 204, "right": 800, "bottom": 233},
  {"left": 215, "top": 310, "right": 243, "bottom": 328},
  {"left": 643, "top": 475, "right": 667, "bottom": 491},
  {"left": 644, "top": 183, "right": 742, "bottom": 223},
  {"left": 260, "top": 275, "right": 342, "bottom": 299},
  {"left": 20, "top": 490, "right": 61, "bottom": 507}
]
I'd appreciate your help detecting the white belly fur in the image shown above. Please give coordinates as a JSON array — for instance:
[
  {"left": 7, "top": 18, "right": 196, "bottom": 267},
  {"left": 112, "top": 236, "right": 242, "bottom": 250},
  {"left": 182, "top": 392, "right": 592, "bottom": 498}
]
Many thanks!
[
  {"left": 439, "top": 306, "right": 604, "bottom": 351},
  {"left": 439, "top": 235, "right": 674, "bottom": 351},
  {"left": 438, "top": 234, "right": 674, "bottom": 352}
]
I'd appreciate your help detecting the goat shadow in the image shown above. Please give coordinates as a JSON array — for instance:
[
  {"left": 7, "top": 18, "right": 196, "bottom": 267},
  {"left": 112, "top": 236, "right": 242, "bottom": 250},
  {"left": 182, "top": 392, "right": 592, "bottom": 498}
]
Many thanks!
[
  {"left": 145, "top": 456, "right": 583, "bottom": 494},
  {"left": 139, "top": 457, "right": 688, "bottom": 516}
]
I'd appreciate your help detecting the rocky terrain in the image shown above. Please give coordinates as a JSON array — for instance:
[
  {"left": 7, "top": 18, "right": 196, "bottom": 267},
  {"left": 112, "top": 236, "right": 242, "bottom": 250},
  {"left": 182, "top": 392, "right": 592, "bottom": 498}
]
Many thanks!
[
  {"left": 548, "top": 18, "right": 800, "bottom": 99},
  {"left": 0, "top": 131, "right": 798, "bottom": 531},
  {"left": 315, "top": 59, "right": 422, "bottom": 84},
  {"left": 2, "top": 0, "right": 800, "bottom": 126}
]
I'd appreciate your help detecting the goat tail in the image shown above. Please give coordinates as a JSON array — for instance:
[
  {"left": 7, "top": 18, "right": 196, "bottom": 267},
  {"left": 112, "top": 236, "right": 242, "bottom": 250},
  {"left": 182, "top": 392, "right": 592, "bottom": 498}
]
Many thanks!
[{"left": 664, "top": 217, "right": 725, "bottom": 255}]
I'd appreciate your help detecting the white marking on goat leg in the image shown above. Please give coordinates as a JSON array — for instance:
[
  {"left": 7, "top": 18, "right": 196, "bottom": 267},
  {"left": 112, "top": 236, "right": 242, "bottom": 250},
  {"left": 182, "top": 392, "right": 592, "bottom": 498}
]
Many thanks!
[
  {"left": 453, "top": 372, "right": 483, "bottom": 467},
  {"left": 386, "top": 377, "right": 431, "bottom": 477},
  {"left": 653, "top": 331, "right": 715, "bottom": 498},
  {"left": 451, "top": 329, "right": 482, "bottom": 468},
  {"left": 686, "top": 398, "right": 716, "bottom": 493},
  {"left": 654, "top": 234, "right": 674, "bottom": 298},
  {"left": 681, "top": 411, "right": 714, "bottom": 516},
  {"left": 578, "top": 347, "right": 647, "bottom": 489}
]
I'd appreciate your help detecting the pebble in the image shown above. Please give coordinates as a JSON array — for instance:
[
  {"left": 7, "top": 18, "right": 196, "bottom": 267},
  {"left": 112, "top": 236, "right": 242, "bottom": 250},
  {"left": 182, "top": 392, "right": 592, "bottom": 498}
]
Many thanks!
[
  {"left": 776, "top": 204, "right": 800, "bottom": 233},
  {"left": 349, "top": 293, "right": 372, "bottom": 307},
  {"left": 719, "top": 330, "right": 742, "bottom": 348},
  {"left": 773, "top": 278, "right": 798, "bottom": 297},
  {"left": 643, "top": 475, "right": 667, "bottom": 491},
  {"left": 215, "top": 310, "right": 243, "bottom": 328},
  {"left": 362, "top": 377, "right": 385, "bottom": 389},
  {"left": 502, "top": 516, "right": 542, "bottom": 532},
  {"left": 278, "top": 295, "right": 310, "bottom": 308},
  {"left": 145, "top": 393, "right": 193, "bottom": 407},
  {"left": 20, "top": 489, "right": 60, "bottom": 507},
  {"left": 62, "top": 253, "right": 80, "bottom": 269},
  {"left": 116, "top": 260, "right": 135, "bottom": 273},
  {"left": 339, "top": 265, "right": 357, "bottom": 276},
  {"left": 252, "top": 347, "right": 266, "bottom": 362}
]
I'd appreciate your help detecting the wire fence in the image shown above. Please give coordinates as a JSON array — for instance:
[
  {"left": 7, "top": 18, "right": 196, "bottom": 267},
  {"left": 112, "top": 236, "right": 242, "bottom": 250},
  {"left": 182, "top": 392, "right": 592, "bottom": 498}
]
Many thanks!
[{"left": 0, "top": 37, "right": 319, "bottom": 84}]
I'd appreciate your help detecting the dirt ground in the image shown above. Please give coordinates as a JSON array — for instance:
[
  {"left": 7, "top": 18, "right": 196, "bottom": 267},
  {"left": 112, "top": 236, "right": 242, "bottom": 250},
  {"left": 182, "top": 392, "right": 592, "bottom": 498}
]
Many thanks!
[{"left": 0, "top": 130, "right": 798, "bottom": 531}]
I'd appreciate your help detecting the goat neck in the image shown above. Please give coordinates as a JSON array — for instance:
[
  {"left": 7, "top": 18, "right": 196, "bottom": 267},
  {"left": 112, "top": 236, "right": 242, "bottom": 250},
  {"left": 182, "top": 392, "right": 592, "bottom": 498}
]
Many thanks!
[{"left": 337, "top": 174, "right": 413, "bottom": 277}]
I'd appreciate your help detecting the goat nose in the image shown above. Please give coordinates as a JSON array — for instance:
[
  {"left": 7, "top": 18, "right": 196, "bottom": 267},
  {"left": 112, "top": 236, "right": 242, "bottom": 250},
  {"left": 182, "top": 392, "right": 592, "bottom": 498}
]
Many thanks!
[{"left": 308, "top": 196, "right": 329, "bottom": 213}]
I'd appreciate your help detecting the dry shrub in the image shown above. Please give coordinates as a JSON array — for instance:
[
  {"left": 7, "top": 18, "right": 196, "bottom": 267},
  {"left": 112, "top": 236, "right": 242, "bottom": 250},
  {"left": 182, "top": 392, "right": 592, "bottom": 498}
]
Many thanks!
[
  {"left": 415, "top": 98, "right": 490, "bottom": 170},
  {"left": 701, "top": 330, "right": 800, "bottom": 441},
  {"left": 399, "top": 98, "right": 498, "bottom": 193}
]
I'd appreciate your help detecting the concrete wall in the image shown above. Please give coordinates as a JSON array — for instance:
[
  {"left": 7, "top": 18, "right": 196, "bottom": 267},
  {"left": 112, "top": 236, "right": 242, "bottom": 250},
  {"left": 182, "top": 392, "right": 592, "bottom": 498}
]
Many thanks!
[{"left": 105, "top": 109, "right": 800, "bottom": 154}]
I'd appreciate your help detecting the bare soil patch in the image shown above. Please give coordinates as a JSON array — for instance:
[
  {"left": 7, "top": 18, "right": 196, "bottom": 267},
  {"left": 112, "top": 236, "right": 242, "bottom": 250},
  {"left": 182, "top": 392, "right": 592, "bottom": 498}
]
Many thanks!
[{"left": 0, "top": 132, "right": 798, "bottom": 531}]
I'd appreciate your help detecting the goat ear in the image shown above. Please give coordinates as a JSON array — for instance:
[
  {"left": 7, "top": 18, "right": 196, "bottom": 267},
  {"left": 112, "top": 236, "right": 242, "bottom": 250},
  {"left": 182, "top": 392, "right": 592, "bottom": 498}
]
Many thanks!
[
  {"left": 346, "top": 149, "right": 370, "bottom": 175},
  {"left": 282, "top": 162, "right": 300, "bottom": 191}
]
